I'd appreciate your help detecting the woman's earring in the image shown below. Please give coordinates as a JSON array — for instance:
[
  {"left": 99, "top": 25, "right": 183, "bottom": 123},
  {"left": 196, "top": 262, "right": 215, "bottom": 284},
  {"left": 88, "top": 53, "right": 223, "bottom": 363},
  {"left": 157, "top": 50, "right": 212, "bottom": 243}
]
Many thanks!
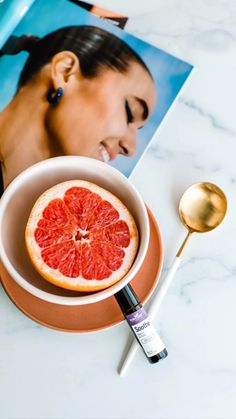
[{"left": 47, "top": 87, "right": 64, "bottom": 105}]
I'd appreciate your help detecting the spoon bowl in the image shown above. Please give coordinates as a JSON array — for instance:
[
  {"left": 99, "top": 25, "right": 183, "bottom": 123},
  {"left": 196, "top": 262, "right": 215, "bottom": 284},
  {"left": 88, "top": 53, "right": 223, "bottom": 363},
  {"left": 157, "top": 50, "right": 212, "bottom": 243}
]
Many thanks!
[{"left": 179, "top": 182, "right": 227, "bottom": 233}]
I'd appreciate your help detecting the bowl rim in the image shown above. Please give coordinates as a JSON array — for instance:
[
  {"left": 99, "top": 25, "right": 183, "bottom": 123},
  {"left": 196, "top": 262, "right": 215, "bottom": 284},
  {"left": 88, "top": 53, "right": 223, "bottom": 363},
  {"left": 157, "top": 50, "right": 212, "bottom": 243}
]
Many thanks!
[{"left": 0, "top": 156, "right": 150, "bottom": 305}]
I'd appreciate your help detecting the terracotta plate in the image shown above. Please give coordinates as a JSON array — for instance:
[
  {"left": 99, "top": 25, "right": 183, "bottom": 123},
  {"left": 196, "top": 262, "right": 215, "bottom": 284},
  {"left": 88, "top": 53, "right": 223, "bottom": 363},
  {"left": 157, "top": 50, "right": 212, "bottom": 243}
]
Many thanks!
[{"left": 0, "top": 207, "right": 163, "bottom": 333}]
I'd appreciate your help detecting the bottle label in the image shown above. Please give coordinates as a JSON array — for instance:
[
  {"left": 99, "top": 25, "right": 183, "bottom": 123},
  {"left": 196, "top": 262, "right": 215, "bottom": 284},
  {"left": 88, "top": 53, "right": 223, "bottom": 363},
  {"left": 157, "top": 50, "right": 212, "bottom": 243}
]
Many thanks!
[{"left": 126, "top": 307, "right": 165, "bottom": 357}]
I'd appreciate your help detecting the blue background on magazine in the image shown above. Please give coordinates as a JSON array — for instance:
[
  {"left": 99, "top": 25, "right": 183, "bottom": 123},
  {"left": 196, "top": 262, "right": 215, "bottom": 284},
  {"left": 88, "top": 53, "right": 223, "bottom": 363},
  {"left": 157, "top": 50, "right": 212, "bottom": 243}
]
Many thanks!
[{"left": 0, "top": 0, "right": 193, "bottom": 177}]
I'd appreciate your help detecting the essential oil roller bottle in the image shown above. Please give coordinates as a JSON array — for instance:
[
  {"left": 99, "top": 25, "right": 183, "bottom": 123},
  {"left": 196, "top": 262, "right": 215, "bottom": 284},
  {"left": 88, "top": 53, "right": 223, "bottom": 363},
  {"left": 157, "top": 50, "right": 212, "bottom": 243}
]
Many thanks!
[{"left": 115, "top": 284, "right": 168, "bottom": 364}]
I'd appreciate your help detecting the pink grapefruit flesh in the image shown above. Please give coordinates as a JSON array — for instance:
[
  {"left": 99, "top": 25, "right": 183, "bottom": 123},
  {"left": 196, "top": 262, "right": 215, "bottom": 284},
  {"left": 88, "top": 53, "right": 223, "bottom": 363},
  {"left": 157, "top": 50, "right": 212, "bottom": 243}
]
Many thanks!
[{"left": 25, "top": 180, "right": 139, "bottom": 291}]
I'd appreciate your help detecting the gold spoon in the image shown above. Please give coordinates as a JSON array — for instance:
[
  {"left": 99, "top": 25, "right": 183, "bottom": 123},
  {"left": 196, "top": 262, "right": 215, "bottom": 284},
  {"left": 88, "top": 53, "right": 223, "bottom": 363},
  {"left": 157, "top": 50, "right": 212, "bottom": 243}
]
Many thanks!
[
  {"left": 177, "top": 182, "right": 227, "bottom": 256},
  {"left": 119, "top": 182, "right": 227, "bottom": 376}
]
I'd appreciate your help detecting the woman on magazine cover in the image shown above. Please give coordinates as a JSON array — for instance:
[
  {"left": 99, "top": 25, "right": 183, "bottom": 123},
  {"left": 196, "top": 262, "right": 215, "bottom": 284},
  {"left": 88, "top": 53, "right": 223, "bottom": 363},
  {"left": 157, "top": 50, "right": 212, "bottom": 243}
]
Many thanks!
[{"left": 0, "top": 25, "right": 156, "bottom": 193}]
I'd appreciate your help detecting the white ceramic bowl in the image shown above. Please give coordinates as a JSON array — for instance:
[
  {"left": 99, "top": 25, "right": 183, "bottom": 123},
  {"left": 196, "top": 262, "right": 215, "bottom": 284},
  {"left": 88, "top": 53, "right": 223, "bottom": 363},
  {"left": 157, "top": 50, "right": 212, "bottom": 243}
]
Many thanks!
[{"left": 0, "top": 156, "right": 149, "bottom": 305}]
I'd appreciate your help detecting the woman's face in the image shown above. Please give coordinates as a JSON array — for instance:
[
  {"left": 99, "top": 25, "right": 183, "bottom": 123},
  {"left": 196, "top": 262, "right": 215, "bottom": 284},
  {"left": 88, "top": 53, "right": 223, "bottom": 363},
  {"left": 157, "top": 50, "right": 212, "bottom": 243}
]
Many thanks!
[{"left": 45, "top": 60, "right": 156, "bottom": 162}]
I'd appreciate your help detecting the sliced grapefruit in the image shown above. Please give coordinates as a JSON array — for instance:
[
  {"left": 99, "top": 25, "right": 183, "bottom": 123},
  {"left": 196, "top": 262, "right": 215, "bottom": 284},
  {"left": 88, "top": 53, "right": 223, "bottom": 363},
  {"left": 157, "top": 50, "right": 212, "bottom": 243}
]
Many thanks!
[{"left": 25, "top": 180, "right": 139, "bottom": 292}]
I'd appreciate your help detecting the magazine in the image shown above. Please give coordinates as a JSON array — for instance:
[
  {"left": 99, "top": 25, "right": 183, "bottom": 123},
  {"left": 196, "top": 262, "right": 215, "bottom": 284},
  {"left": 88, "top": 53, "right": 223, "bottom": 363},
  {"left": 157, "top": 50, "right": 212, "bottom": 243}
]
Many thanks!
[
  {"left": 70, "top": 1, "right": 129, "bottom": 29},
  {"left": 0, "top": 0, "right": 193, "bottom": 188}
]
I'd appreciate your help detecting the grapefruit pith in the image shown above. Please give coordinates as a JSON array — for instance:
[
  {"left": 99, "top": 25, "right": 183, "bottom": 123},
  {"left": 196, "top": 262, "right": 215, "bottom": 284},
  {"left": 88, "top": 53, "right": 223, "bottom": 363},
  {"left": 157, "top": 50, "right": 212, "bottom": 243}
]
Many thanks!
[{"left": 25, "top": 180, "right": 139, "bottom": 292}]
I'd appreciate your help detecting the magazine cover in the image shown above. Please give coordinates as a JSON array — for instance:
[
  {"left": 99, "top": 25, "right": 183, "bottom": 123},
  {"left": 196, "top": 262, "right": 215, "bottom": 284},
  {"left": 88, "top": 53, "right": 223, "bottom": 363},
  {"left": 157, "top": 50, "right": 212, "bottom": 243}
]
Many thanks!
[
  {"left": 0, "top": 0, "right": 193, "bottom": 193},
  {"left": 70, "top": 0, "right": 129, "bottom": 28}
]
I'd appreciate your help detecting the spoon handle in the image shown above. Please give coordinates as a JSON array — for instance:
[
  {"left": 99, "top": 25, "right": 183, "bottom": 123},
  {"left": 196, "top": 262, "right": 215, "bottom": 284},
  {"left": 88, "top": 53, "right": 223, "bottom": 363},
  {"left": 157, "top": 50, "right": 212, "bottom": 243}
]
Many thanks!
[
  {"left": 118, "top": 256, "right": 182, "bottom": 376},
  {"left": 148, "top": 256, "right": 182, "bottom": 317}
]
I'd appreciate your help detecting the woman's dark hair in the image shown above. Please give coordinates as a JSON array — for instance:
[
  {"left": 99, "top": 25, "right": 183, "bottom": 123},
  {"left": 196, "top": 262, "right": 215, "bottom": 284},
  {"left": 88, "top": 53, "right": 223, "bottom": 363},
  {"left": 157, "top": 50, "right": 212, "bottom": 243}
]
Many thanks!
[{"left": 1, "top": 26, "right": 152, "bottom": 88}]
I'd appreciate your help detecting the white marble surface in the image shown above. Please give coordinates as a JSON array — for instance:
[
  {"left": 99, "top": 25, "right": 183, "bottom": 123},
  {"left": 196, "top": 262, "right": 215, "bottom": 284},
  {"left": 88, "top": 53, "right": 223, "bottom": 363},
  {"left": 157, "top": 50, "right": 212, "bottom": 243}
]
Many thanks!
[{"left": 1, "top": 1, "right": 236, "bottom": 418}]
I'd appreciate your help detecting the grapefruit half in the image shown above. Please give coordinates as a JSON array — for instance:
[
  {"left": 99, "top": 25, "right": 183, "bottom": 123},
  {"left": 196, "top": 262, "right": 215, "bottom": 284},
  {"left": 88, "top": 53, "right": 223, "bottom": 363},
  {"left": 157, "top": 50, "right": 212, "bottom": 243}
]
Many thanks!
[{"left": 25, "top": 180, "right": 139, "bottom": 292}]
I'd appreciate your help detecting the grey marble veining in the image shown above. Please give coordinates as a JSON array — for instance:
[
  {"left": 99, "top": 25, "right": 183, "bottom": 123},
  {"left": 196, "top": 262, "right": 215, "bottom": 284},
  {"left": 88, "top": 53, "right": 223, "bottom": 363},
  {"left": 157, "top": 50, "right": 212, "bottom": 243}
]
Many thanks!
[{"left": 179, "top": 97, "right": 236, "bottom": 136}]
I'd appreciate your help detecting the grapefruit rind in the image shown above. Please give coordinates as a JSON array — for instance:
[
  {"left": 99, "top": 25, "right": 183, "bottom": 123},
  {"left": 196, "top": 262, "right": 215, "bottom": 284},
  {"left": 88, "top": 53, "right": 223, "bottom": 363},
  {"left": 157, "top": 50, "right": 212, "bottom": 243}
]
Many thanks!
[{"left": 25, "top": 180, "right": 139, "bottom": 292}]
